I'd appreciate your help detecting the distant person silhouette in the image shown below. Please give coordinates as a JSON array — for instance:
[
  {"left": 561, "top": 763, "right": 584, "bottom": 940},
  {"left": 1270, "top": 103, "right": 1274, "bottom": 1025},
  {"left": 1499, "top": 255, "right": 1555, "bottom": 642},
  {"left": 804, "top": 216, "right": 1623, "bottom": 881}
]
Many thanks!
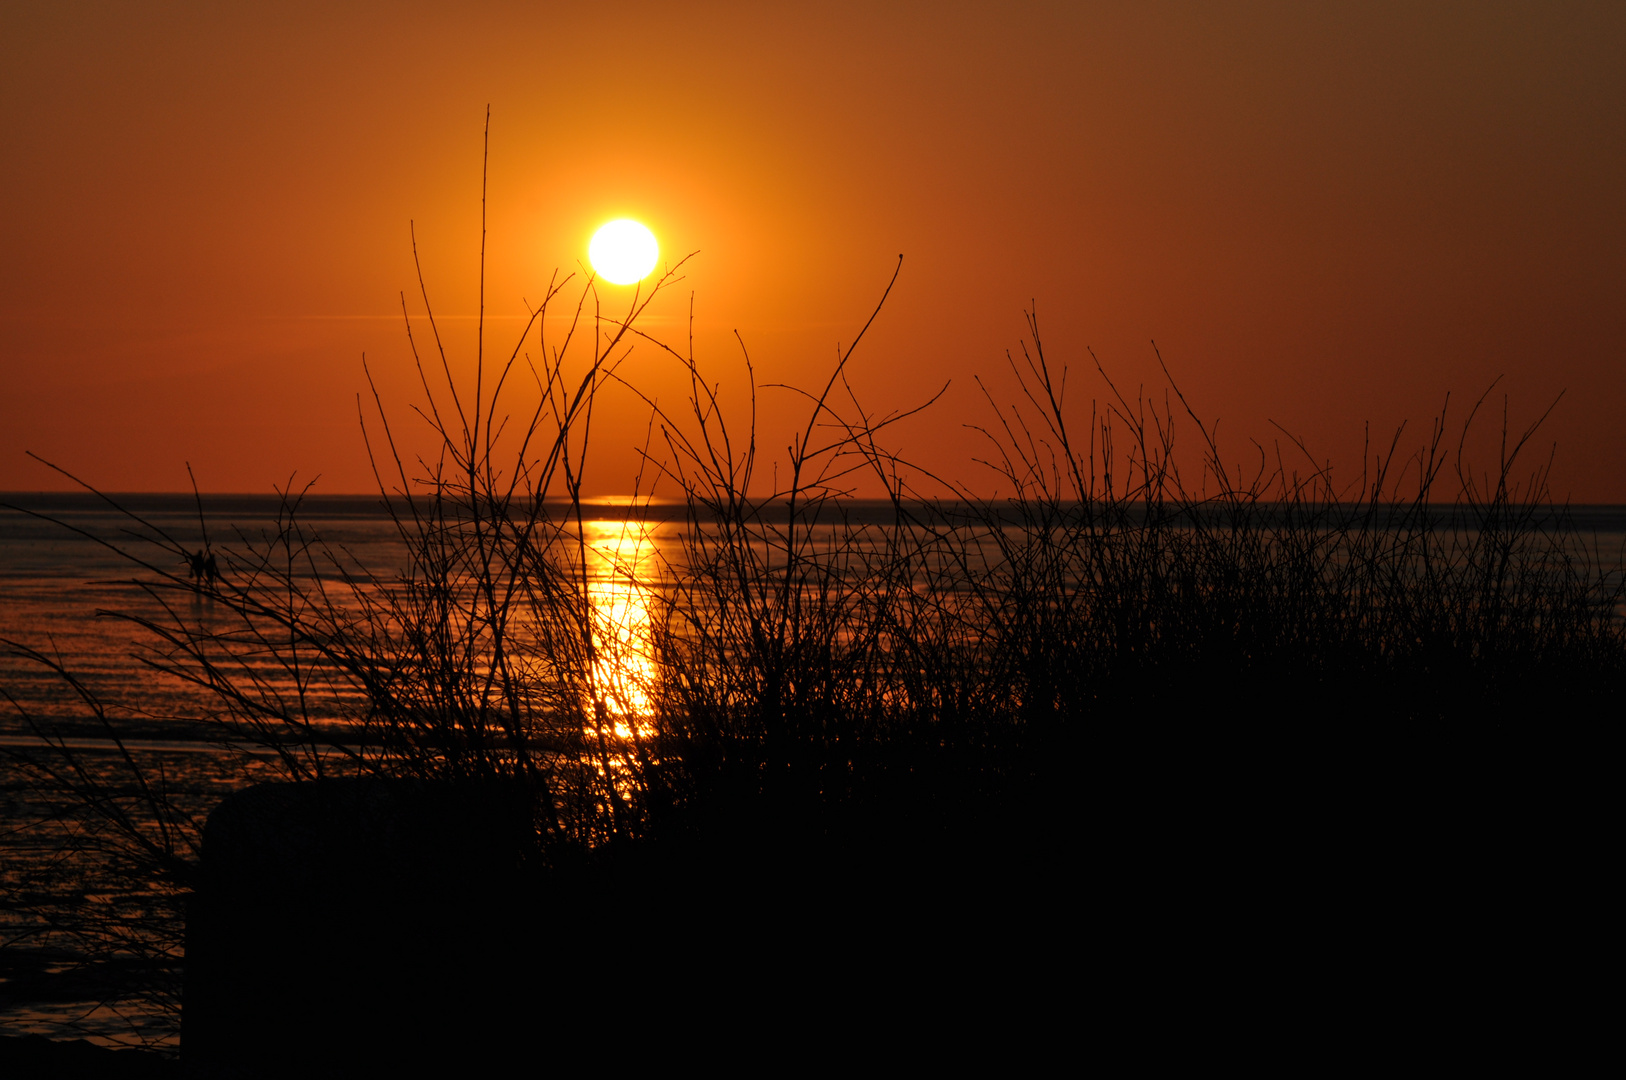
[
  {"left": 188, "top": 550, "right": 207, "bottom": 585},
  {"left": 205, "top": 551, "right": 220, "bottom": 586}
]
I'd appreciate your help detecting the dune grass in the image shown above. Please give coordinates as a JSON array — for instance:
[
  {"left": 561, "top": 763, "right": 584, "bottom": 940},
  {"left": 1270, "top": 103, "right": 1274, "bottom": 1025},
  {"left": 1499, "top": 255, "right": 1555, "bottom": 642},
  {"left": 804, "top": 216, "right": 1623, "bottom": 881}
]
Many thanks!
[{"left": 3, "top": 165, "right": 1622, "bottom": 1051}]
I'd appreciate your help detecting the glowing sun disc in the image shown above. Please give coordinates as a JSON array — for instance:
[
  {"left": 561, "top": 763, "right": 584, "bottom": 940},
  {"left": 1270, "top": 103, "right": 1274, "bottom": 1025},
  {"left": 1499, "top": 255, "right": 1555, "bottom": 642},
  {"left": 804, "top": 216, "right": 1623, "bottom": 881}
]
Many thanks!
[{"left": 589, "top": 220, "right": 659, "bottom": 285}]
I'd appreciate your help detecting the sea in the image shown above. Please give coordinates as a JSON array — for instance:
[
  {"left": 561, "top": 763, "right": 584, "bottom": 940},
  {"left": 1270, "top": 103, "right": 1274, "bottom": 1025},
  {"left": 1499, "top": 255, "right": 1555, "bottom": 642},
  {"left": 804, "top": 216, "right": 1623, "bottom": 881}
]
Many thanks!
[
  {"left": 0, "top": 492, "right": 689, "bottom": 1049},
  {"left": 2, "top": 492, "right": 1624, "bottom": 1048}
]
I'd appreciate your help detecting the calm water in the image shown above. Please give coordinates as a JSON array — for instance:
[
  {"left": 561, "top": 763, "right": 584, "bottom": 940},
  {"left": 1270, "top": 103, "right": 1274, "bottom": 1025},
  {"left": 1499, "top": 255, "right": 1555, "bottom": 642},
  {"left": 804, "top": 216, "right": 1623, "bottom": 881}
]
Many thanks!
[
  {"left": 0, "top": 493, "right": 673, "bottom": 1046},
  {"left": 3, "top": 492, "right": 1624, "bottom": 1047},
  {"left": 5, "top": 490, "right": 1625, "bottom": 749},
  {"left": 0, "top": 492, "right": 1012, "bottom": 741}
]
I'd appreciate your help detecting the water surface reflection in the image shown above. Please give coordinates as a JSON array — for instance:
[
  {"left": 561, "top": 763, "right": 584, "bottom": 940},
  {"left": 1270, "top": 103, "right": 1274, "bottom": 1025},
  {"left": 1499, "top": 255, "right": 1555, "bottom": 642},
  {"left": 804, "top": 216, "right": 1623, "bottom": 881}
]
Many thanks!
[{"left": 580, "top": 520, "right": 662, "bottom": 739}]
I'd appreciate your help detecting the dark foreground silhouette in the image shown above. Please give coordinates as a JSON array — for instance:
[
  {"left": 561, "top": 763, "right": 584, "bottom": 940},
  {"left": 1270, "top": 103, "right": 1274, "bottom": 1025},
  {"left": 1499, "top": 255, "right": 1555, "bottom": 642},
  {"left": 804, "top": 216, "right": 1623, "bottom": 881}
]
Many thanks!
[
  {"left": 172, "top": 691, "right": 1609, "bottom": 1076},
  {"left": 0, "top": 1035, "right": 178, "bottom": 1078},
  {"left": 182, "top": 777, "right": 1072, "bottom": 1074}
]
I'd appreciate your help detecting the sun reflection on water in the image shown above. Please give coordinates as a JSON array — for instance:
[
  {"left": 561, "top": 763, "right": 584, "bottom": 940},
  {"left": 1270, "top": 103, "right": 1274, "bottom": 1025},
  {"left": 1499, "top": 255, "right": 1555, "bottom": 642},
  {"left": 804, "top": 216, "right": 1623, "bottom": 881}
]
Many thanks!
[{"left": 581, "top": 520, "right": 661, "bottom": 739}]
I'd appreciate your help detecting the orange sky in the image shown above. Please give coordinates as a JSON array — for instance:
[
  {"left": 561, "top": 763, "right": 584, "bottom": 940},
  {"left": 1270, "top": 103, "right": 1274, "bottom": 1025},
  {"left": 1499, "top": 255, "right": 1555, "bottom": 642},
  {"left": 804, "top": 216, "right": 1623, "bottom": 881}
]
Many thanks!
[{"left": 4, "top": 1, "right": 1624, "bottom": 500}]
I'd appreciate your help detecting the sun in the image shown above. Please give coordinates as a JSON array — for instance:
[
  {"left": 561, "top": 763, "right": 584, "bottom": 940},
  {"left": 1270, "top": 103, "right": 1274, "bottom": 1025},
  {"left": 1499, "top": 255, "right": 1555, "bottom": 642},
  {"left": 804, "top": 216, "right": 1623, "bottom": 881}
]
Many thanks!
[{"left": 588, "top": 219, "right": 659, "bottom": 285}]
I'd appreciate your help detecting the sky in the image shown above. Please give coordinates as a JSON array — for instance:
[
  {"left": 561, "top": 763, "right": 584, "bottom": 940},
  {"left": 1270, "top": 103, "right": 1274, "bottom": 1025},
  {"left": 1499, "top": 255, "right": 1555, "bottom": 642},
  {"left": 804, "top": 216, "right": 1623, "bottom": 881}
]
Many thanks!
[{"left": 3, "top": 1, "right": 1623, "bottom": 500}]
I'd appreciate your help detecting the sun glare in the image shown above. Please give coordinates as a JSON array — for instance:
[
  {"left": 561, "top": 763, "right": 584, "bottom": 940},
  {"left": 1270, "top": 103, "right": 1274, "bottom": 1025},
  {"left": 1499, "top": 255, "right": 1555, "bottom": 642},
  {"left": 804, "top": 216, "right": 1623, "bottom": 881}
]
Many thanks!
[
  {"left": 583, "top": 520, "right": 660, "bottom": 738},
  {"left": 588, "top": 219, "right": 659, "bottom": 285}
]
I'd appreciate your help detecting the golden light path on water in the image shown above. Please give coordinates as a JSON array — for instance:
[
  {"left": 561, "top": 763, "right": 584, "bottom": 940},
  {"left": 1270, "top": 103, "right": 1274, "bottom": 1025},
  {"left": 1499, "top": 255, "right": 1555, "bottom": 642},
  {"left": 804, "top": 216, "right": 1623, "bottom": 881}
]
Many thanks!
[{"left": 581, "top": 519, "right": 661, "bottom": 739}]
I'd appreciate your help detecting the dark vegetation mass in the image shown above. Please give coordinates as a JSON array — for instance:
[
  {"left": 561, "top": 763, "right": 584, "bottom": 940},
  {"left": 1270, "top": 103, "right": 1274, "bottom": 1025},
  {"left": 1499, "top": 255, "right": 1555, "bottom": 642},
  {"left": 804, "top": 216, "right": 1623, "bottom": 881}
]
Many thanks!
[{"left": 4, "top": 223, "right": 1622, "bottom": 1055}]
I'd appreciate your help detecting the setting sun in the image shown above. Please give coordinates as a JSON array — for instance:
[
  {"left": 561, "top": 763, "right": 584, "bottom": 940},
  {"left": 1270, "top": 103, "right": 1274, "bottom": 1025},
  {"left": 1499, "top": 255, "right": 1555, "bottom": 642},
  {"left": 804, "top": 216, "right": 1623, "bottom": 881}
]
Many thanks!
[{"left": 588, "top": 219, "right": 658, "bottom": 285}]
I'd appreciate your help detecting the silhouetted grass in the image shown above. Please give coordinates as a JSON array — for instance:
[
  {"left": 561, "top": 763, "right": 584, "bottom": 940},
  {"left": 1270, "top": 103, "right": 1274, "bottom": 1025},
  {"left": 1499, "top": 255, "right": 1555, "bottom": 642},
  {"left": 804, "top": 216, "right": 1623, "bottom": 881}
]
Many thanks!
[{"left": 4, "top": 184, "right": 1622, "bottom": 1053}]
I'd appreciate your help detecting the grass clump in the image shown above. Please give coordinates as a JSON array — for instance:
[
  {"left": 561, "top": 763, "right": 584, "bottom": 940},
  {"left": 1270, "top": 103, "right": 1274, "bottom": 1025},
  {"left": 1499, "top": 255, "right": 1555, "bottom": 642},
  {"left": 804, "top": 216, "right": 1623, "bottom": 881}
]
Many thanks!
[{"left": 3, "top": 145, "right": 1622, "bottom": 1052}]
